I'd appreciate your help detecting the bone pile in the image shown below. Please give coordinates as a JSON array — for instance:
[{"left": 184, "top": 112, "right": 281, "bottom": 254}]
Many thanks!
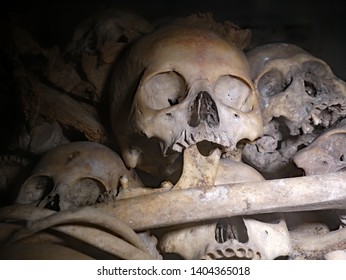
[{"left": 0, "top": 10, "right": 345, "bottom": 260}]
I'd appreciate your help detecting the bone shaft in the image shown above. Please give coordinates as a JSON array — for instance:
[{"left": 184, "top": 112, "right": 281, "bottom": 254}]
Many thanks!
[{"left": 98, "top": 172, "right": 346, "bottom": 231}]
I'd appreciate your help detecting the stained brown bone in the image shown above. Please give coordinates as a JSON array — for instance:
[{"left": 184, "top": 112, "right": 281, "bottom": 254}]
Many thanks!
[{"left": 95, "top": 171, "right": 346, "bottom": 231}]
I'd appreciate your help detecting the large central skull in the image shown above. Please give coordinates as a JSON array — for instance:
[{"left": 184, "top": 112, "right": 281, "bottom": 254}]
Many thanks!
[{"left": 110, "top": 22, "right": 263, "bottom": 185}]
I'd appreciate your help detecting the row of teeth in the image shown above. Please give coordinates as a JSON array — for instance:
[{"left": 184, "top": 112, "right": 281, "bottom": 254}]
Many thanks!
[
  {"left": 297, "top": 104, "right": 346, "bottom": 135},
  {"left": 172, "top": 130, "right": 234, "bottom": 153}
]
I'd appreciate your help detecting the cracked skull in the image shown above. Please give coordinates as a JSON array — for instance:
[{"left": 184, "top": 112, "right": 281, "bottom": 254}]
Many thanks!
[
  {"left": 15, "top": 141, "right": 143, "bottom": 211},
  {"left": 242, "top": 43, "right": 346, "bottom": 178},
  {"left": 110, "top": 22, "right": 263, "bottom": 185}
]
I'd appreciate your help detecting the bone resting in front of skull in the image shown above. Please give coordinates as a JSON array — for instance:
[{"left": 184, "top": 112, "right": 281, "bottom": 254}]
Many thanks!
[
  {"left": 96, "top": 171, "right": 346, "bottom": 231},
  {"left": 173, "top": 144, "right": 221, "bottom": 190}
]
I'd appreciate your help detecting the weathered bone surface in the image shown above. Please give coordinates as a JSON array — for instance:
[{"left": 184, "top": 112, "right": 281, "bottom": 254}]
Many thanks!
[
  {"left": 294, "top": 118, "right": 346, "bottom": 175},
  {"left": 203, "top": 216, "right": 291, "bottom": 260},
  {"left": 243, "top": 43, "right": 346, "bottom": 179},
  {"left": 324, "top": 249, "right": 346, "bottom": 260},
  {"left": 3, "top": 172, "right": 345, "bottom": 259},
  {"left": 159, "top": 146, "right": 291, "bottom": 259},
  {"left": 290, "top": 119, "right": 346, "bottom": 258},
  {"left": 95, "top": 172, "right": 346, "bottom": 231},
  {"left": 15, "top": 141, "right": 144, "bottom": 211},
  {"left": 66, "top": 7, "right": 152, "bottom": 97},
  {"left": 110, "top": 18, "right": 263, "bottom": 186},
  {"left": 290, "top": 227, "right": 346, "bottom": 259}
]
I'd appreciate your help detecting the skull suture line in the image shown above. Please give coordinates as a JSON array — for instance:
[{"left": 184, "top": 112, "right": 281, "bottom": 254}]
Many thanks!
[
  {"left": 242, "top": 43, "right": 346, "bottom": 179},
  {"left": 110, "top": 23, "right": 263, "bottom": 185}
]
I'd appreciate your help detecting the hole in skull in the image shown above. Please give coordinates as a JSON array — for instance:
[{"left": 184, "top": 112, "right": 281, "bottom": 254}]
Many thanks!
[
  {"left": 44, "top": 194, "right": 60, "bottom": 211},
  {"left": 257, "top": 69, "right": 292, "bottom": 98},
  {"left": 340, "top": 155, "right": 345, "bottom": 161},
  {"left": 142, "top": 71, "right": 186, "bottom": 110},
  {"left": 196, "top": 140, "right": 222, "bottom": 157},
  {"left": 303, "top": 71, "right": 321, "bottom": 97},
  {"left": 17, "top": 176, "right": 54, "bottom": 205},
  {"left": 304, "top": 80, "right": 318, "bottom": 97},
  {"left": 297, "top": 144, "right": 307, "bottom": 151},
  {"left": 215, "top": 217, "right": 249, "bottom": 243},
  {"left": 72, "top": 178, "right": 107, "bottom": 207},
  {"left": 168, "top": 98, "right": 179, "bottom": 106}
]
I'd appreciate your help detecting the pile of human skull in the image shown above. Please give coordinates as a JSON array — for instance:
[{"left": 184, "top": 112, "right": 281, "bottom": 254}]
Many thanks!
[{"left": 0, "top": 10, "right": 346, "bottom": 260}]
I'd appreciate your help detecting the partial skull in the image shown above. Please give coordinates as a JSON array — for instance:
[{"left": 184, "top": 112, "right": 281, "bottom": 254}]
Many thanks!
[
  {"left": 243, "top": 43, "right": 346, "bottom": 178},
  {"left": 159, "top": 215, "right": 291, "bottom": 260},
  {"left": 293, "top": 118, "right": 346, "bottom": 175},
  {"left": 110, "top": 21, "right": 263, "bottom": 185},
  {"left": 15, "top": 141, "right": 143, "bottom": 211}
]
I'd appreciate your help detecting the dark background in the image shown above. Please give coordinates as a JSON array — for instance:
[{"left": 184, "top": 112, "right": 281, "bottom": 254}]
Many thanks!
[{"left": 3, "top": 0, "right": 346, "bottom": 79}]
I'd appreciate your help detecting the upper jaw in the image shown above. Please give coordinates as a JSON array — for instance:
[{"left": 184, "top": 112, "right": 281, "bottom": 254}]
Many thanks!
[{"left": 171, "top": 129, "right": 236, "bottom": 157}]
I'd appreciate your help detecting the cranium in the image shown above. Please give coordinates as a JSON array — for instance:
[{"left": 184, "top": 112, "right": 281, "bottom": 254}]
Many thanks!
[
  {"left": 242, "top": 43, "right": 346, "bottom": 178},
  {"left": 15, "top": 141, "right": 144, "bottom": 211},
  {"left": 110, "top": 21, "right": 263, "bottom": 185}
]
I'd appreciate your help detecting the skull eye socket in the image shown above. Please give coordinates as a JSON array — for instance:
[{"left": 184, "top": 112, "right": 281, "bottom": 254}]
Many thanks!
[
  {"left": 16, "top": 176, "right": 54, "bottom": 205},
  {"left": 302, "top": 62, "right": 326, "bottom": 97},
  {"left": 214, "top": 75, "right": 253, "bottom": 112},
  {"left": 71, "top": 178, "right": 107, "bottom": 207},
  {"left": 142, "top": 71, "right": 186, "bottom": 110},
  {"left": 257, "top": 69, "right": 292, "bottom": 98},
  {"left": 302, "top": 61, "right": 330, "bottom": 77}
]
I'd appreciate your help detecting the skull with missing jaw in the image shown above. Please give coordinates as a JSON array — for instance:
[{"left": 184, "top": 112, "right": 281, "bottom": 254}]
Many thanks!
[
  {"left": 110, "top": 21, "right": 263, "bottom": 186},
  {"left": 242, "top": 43, "right": 346, "bottom": 179}
]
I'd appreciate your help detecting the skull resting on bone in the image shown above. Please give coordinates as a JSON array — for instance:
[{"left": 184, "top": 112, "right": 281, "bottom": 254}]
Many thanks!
[
  {"left": 15, "top": 141, "right": 143, "bottom": 211},
  {"left": 110, "top": 22, "right": 263, "bottom": 186},
  {"left": 242, "top": 43, "right": 346, "bottom": 179}
]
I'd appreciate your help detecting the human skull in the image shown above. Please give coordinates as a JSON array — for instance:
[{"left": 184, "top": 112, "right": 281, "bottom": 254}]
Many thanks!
[
  {"left": 293, "top": 118, "right": 346, "bottom": 175},
  {"left": 242, "top": 43, "right": 346, "bottom": 178},
  {"left": 15, "top": 141, "right": 144, "bottom": 211},
  {"left": 110, "top": 22, "right": 263, "bottom": 185},
  {"left": 159, "top": 215, "right": 291, "bottom": 260}
]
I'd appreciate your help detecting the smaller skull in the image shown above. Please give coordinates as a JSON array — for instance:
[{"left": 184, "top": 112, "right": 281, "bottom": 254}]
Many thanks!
[
  {"left": 15, "top": 141, "right": 143, "bottom": 211},
  {"left": 243, "top": 43, "right": 346, "bottom": 178}
]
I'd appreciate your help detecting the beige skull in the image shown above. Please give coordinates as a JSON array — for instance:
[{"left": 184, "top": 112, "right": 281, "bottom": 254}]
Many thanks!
[
  {"left": 243, "top": 43, "right": 346, "bottom": 178},
  {"left": 110, "top": 23, "right": 263, "bottom": 185},
  {"left": 15, "top": 141, "right": 143, "bottom": 211},
  {"left": 293, "top": 118, "right": 346, "bottom": 175},
  {"left": 159, "top": 215, "right": 291, "bottom": 260}
]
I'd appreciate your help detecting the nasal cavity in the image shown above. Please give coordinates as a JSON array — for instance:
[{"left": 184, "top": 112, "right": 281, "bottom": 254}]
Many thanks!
[
  {"left": 45, "top": 194, "right": 61, "bottom": 211},
  {"left": 188, "top": 91, "right": 220, "bottom": 128}
]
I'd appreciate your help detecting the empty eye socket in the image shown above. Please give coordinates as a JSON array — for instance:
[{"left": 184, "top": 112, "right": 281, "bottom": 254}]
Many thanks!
[
  {"left": 302, "top": 62, "right": 325, "bottom": 97},
  {"left": 214, "top": 75, "right": 253, "bottom": 112},
  {"left": 71, "top": 178, "right": 107, "bottom": 207},
  {"left": 303, "top": 72, "right": 320, "bottom": 97},
  {"left": 302, "top": 61, "right": 330, "bottom": 77},
  {"left": 142, "top": 71, "right": 186, "bottom": 110},
  {"left": 16, "top": 176, "right": 54, "bottom": 204},
  {"left": 257, "top": 69, "right": 292, "bottom": 98}
]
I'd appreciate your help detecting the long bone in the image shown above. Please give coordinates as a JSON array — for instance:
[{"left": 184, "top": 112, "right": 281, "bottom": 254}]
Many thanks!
[{"left": 96, "top": 171, "right": 346, "bottom": 231}]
